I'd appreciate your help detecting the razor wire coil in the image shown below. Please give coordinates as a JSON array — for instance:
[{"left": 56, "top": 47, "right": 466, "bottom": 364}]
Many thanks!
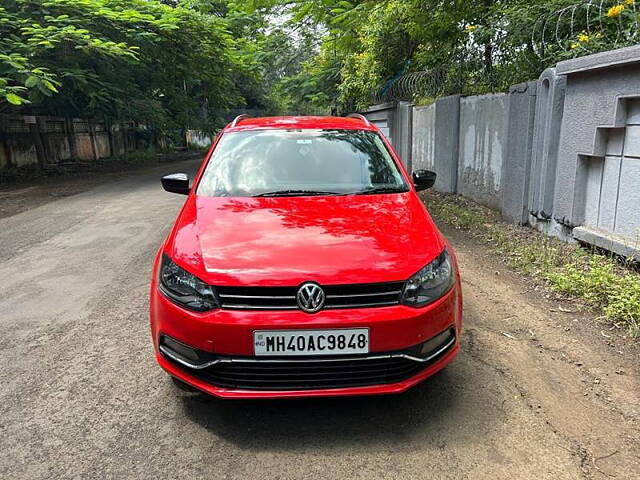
[{"left": 376, "top": 0, "right": 640, "bottom": 102}]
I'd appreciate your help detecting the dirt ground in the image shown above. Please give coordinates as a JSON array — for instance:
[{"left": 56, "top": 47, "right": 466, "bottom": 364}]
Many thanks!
[
  {"left": 441, "top": 224, "right": 640, "bottom": 478},
  {"left": 0, "top": 156, "right": 638, "bottom": 479}
]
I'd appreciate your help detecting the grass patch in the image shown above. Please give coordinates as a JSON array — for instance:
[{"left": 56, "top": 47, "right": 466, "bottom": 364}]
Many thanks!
[{"left": 423, "top": 191, "right": 640, "bottom": 338}]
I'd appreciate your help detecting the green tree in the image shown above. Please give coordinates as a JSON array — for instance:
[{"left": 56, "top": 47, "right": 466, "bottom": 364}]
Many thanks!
[
  {"left": 0, "top": 0, "right": 255, "bottom": 133},
  {"left": 250, "top": 0, "right": 640, "bottom": 111}
]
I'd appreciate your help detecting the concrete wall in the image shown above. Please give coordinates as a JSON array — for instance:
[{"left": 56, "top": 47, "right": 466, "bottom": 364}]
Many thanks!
[
  {"left": 362, "top": 45, "right": 640, "bottom": 258},
  {"left": 0, "top": 115, "right": 144, "bottom": 169},
  {"left": 411, "top": 95, "right": 460, "bottom": 193},
  {"left": 554, "top": 46, "right": 640, "bottom": 256},
  {"left": 457, "top": 94, "right": 509, "bottom": 210}
]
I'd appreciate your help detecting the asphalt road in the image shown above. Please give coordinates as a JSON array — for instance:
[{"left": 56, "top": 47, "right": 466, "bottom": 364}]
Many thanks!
[{"left": 1, "top": 158, "right": 638, "bottom": 479}]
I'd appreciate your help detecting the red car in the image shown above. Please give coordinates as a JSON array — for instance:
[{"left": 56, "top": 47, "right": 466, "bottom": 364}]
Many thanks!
[{"left": 150, "top": 115, "right": 462, "bottom": 399}]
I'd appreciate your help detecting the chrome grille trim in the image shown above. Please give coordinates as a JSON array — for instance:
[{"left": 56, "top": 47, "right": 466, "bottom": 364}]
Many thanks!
[
  {"left": 325, "top": 290, "right": 401, "bottom": 299},
  {"left": 325, "top": 300, "right": 399, "bottom": 309},
  {"left": 216, "top": 281, "right": 404, "bottom": 311},
  {"left": 218, "top": 294, "right": 297, "bottom": 299},
  {"left": 159, "top": 345, "right": 220, "bottom": 370},
  {"left": 220, "top": 305, "right": 299, "bottom": 310}
]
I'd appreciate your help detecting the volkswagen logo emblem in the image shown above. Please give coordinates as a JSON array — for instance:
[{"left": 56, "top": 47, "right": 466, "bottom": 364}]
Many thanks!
[{"left": 296, "top": 282, "right": 325, "bottom": 313}]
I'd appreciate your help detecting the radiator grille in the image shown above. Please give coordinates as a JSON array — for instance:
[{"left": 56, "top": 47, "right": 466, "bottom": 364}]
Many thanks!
[
  {"left": 193, "top": 356, "right": 426, "bottom": 390},
  {"left": 216, "top": 282, "right": 404, "bottom": 311}
]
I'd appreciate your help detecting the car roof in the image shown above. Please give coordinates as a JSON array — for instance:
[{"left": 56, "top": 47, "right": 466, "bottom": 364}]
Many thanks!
[{"left": 224, "top": 115, "right": 377, "bottom": 133}]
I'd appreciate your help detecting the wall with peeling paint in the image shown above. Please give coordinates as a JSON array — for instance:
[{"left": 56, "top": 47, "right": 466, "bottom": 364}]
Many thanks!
[{"left": 457, "top": 94, "right": 508, "bottom": 209}]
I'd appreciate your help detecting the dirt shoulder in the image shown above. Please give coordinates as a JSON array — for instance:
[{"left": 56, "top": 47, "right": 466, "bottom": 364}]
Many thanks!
[
  {"left": 0, "top": 150, "right": 203, "bottom": 220},
  {"left": 432, "top": 199, "right": 640, "bottom": 478}
]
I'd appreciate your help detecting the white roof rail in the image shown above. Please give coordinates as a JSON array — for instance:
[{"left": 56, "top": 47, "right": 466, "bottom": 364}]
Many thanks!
[
  {"left": 347, "top": 113, "right": 371, "bottom": 127},
  {"left": 231, "top": 114, "right": 250, "bottom": 127}
]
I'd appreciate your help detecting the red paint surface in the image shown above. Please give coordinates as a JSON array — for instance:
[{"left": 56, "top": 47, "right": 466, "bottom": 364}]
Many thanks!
[{"left": 150, "top": 116, "right": 463, "bottom": 399}]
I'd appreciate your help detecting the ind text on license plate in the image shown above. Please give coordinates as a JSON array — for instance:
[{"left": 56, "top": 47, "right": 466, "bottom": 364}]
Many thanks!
[{"left": 253, "top": 328, "right": 369, "bottom": 356}]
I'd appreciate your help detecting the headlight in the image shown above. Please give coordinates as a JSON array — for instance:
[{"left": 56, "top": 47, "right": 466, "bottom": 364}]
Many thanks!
[
  {"left": 402, "top": 250, "right": 454, "bottom": 307},
  {"left": 159, "top": 254, "right": 218, "bottom": 311}
]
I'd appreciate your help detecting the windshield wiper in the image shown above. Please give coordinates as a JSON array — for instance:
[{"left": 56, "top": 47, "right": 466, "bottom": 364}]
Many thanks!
[
  {"left": 253, "top": 189, "right": 343, "bottom": 197},
  {"left": 347, "top": 186, "right": 410, "bottom": 195}
]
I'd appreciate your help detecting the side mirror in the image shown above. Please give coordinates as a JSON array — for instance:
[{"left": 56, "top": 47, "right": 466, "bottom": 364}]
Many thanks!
[
  {"left": 161, "top": 173, "right": 190, "bottom": 195},
  {"left": 412, "top": 170, "right": 436, "bottom": 191}
]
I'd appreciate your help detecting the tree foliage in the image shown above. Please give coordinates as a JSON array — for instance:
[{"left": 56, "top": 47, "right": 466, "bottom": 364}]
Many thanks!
[
  {"left": 3, "top": 0, "right": 638, "bottom": 121},
  {"left": 0, "top": 0, "right": 290, "bottom": 130},
  {"left": 254, "top": 0, "right": 640, "bottom": 111}
]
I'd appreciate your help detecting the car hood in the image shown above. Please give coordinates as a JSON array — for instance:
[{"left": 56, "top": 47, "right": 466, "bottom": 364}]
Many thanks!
[{"left": 169, "top": 193, "right": 444, "bottom": 286}]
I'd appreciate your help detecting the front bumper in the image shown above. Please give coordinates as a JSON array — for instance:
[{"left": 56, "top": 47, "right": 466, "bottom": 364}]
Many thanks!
[
  {"left": 150, "top": 282, "right": 462, "bottom": 399},
  {"left": 157, "top": 340, "right": 458, "bottom": 399}
]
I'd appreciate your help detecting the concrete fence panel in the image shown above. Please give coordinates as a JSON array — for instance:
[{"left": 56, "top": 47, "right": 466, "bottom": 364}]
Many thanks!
[
  {"left": 40, "top": 117, "right": 72, "bottom": 164},
  {"left": 457, "top": 94, "right": 509, "bottom": 209},
  {"left": 72, "top": 119, "right": 96, "bottom": 161},
  {"left": 433, "top": 95, "right": 461, "bottom": 193},
  {"left": 395, "top": 101, "right": 413, "bottom": 170},
  {"left": 0, "top": 116, "right": 39, "bottom": 167},
  {"left": 94, "top": 123, "right": 111, "bottom": 159},
  {"left": 362, "top": 101, "right": 413, "bottom": 169},
  {"left": 502, "top": 82, "right": 537, "bottom": 224},
  {"left": 411, "top": 95, "right": 460, "bottom": 193},
  {"left": 412, "top": 103, "right": 436, "bottom": 172}
]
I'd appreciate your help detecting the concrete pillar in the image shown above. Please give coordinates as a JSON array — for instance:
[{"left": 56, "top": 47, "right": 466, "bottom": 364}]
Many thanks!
[
  {"left": 396, "top": 101, "right": 413, "bottom": 171},
  {"left": 502, "top": 81, "right": 537, "bottom": 224},
  {"left": 528, "top": 68, "right": 566, "bottom": 223}
]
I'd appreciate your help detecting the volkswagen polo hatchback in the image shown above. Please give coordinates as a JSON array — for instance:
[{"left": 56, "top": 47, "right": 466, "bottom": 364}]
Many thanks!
[{"left": 150, "top": 115, "right": 462, "bottom": 399}]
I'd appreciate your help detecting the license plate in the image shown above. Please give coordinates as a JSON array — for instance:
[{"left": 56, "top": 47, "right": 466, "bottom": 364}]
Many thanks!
[{"left": 253, "top": 328, "right": 369, "bottom": 356}]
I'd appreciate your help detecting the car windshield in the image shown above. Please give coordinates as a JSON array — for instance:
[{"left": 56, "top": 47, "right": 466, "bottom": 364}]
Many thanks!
[{"left": 196, "top": 129, "right": 408, "bottom": 197}]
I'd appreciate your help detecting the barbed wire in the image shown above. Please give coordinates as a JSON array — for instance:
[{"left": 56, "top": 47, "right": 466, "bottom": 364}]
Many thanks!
[
  {"left": 373, "top": 58, "right": 502, "bottom": 103},
  {"left": 375, "top": 1, "right": 640, "bottom": 102},
  {"left": 531, "top": 0, "right": 639, "bottom": 60},
  {"left": 374, "top": 68, "right": 448, "bottom": 103}
]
